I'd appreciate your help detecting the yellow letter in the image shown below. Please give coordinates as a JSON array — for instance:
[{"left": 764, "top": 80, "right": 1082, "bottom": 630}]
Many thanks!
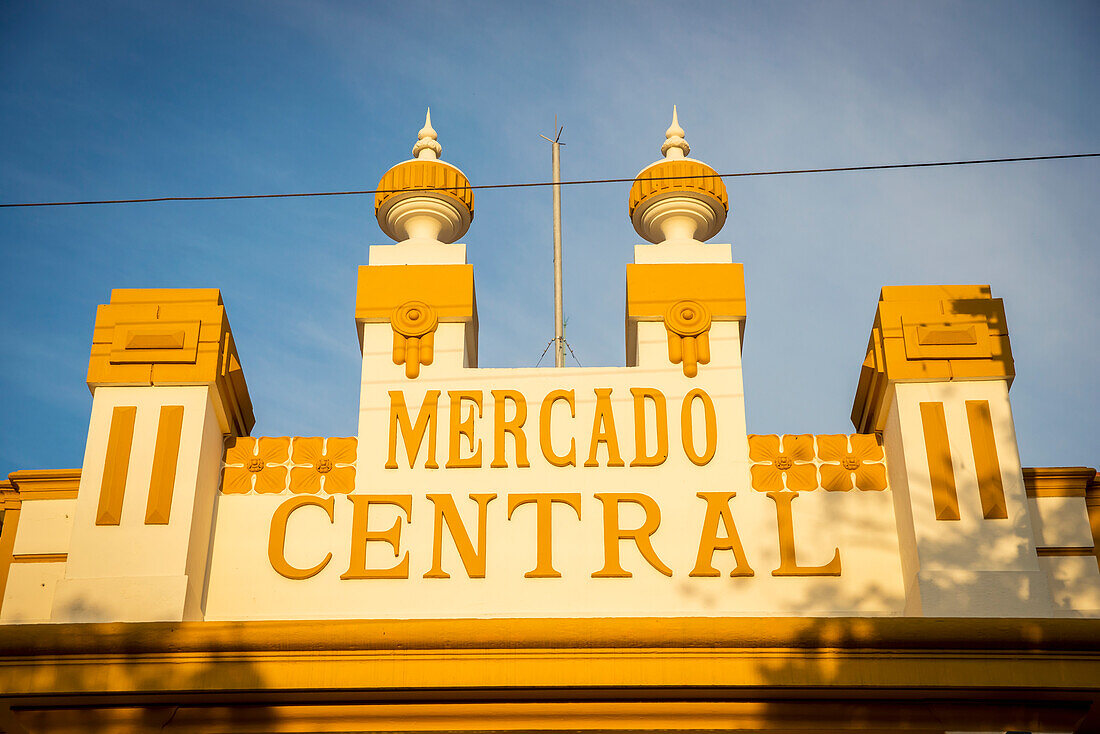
[
  {"left": 766, "top": 491, "right": 841, "bottom": 576},
  {"left": 268, "top": 495, "right": 334, "bottom": 580},
  {"left": 592, "top": 493, "right": 673, "bottom": 578},
  {"left": 630, "top": 387, "right": 668, "bottom": 467},
  {"left": 386, "top": 390, "right": 440, "bottom": 469},
  {"left": 446, "top": 390, "right": 483, "bottom": 468},
  {"left": 681, "top": 388, "right": 717, "bottom": 466},
  {"left": 425, "top": 493, "right": 497, "bottom": 578},
  {"left": 585, "top": 388, "right": 624, "bottom": 467},
  {"left": 540, "top": 389, "right": 576, "bottom": 467},
  {"left": 341, "top": 494, "right": 412, "bottom": 579},
  {"left": 507, "top": 493, "right": 582, "bottom": 578},
  {"left": 690, "top": 492, "right": 754, "bottom": 577},
  {"left": 491, "top": 389, "right": 529, "bottom": 468}
]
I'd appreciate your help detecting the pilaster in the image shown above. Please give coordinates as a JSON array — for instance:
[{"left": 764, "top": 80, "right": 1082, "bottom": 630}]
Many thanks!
[
  {"left": 51, "top": 289, "right": 253, "bottom": 623},
  {"left": 854, "top": 285, "right": 1053, "bottom": 615}
]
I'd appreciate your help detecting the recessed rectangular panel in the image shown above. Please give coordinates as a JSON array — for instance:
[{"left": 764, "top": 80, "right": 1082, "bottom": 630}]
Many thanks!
[
  {"left": 965, "top": 400, "right": 1008, "bottom": 520},
  {"left": 146, "top": 405, "right": 185, "bottom": 525},
  {"left": 919, "top": 402, "right": 960, "bottom": 521},
  {"left": 902, "top": 319, "right": 991, "bottom": 360},
  {"left": 96, "top": 406, "right": 137, "bottom": 526},
  {"left": 109, "top": 321, "right": 199, "bottom": 364}
]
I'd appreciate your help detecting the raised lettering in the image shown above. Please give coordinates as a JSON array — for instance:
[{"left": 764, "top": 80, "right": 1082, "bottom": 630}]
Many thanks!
[
  {"left": 342, "top": 494, "right": 412, "bottom": 579},
  {"left": 269, "top": 495, "right": 335, "bottom": 580},
  {"left": 766, "top": 491, "right": 841, "bottom": 576},
  {"left": 446, "top": 390, "right": 483, "bottom": 468},
  {"left": 491, "top": 389, "right": 529, "bottom": 468},
  {"left": 507, "top": 493, "right": 582, "bottom": 578},
  {"left": 425, "top": 493, "right": 497, "bottom": 578},
  {"left": 630, "top": 387, "right": 668, "bottom": 467},
  {"left": 690, "top": 492, "right": 754, "bottom": 577},
  {"left": 540, "top": 389, "right": 576, "bottom": 467},
  {"left": 386, "top": 390, "right": 440, "bottom": 469},
  {"left": 592, "top": 493, "right": 672, "bottom": 577},
  {"left": 585, "top": 388, "right": 624, "bottom": 467}
]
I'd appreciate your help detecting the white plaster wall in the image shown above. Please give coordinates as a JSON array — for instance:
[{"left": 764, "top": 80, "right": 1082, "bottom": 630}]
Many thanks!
[
  {"left": 11, "top": 499, "right": 76, "bottom": 555},
  {"left": 52, "top": 385, "right": 224, "bottom": 623},
  {"left": 0, "top": 563, "right": 66, "bottom": 623},
  {"left": 893, "top": 380, "right": 1040, "bottom": 570},
  {"left": 888, "top": 380, "right": 1052, "bottom": 616},
  {"left": 1039, "top": 556, "right": 1100, "bottom": 617},
  {"left": 633, "top": 242, "right": 732, "bottom": 264},
  {"left": 368, "top": 242, "right": 467, "bottom": 266},
  {"left": 1028, "top": 496, "right": 1095, "bottom": 548},
  {"left": 205, "top": 356, "right": 907, "bottom": 620}
]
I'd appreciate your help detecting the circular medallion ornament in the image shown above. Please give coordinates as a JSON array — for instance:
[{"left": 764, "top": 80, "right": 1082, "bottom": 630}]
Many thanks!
[
  {"left": 665, "top": 299, "right": 711, "bottom": 337},
  {"left": 391, "top": 301, "right": 438, "bottom": 338}
]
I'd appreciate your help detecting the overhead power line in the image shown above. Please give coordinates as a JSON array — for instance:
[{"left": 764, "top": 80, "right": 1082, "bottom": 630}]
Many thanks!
[{"left": 1, "top": 153, "right": 1097, "bottom": 209}]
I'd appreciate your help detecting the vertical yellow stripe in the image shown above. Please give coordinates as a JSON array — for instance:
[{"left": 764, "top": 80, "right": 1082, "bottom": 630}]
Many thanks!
[
  {"left": 966, "top": 400, "right": 1008, "bottom": 520},
  {"left": 96, "top": 406, "right": 137, "bottom": 526},
  {"left": 146, "top": 405, "right": 184, "bottom": 525},
  {"left": 919, "top": 402, "right": 960, "bottom": 521},
  {"left": 0, "top": 508, "right": 21, "bottom": 615}
]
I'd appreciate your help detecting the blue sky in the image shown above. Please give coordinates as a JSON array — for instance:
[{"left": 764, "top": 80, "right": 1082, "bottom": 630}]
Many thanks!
[{"left": 1, "top": 1, "right": 1097, "bottom": 477}]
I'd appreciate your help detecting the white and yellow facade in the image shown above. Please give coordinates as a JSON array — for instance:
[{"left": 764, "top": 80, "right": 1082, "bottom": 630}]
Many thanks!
[{"left": 1, "top": 111, "right": 1098, "bottom": 733}]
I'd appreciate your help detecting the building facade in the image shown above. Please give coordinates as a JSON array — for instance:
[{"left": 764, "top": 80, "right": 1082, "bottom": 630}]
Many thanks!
[{"left": 1, "top": 111, "right": 1099, "bottom": 733}]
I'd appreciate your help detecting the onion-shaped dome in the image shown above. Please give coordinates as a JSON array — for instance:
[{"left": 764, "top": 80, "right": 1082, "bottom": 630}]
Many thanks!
[
  {"left": 375, "top": 110, "right": 474, "bottom": 244},
  {"left": 628, "top": 107, "right": 728, "bottom": 244}
]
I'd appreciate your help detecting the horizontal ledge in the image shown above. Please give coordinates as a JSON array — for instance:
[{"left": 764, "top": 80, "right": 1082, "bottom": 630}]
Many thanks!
[{"left": 2, "top": 616, "right": 1099, "bottom": 657}]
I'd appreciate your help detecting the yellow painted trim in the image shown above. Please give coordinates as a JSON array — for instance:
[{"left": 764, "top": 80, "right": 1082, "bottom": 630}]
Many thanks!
[
  {"left": 0, "top": 508, "right": 19, "bottom": 616},
  {"left": 10, "top": 553, "right": 67, "bottom": 563},
  {"left": 628, "top": 159, "right": 728, "bottom": 217},
  {"left": 145, "top": 405, "right": 184, "bottom": 524},
  {"left": 375, "top": 159, "right": 474, "bottom": 218},
  {"left": 851, "top": 285, "right": 1015, "bottom": 433},
  {"left": 626, "top": 264, "right": 746, "bottom": 368},
  {"left": 1023, "top": 466, "right": 1097, "bottom": 497},
  {"left": 626, "top": 264, "right": 746, "bottom": 323},
  {"left": 88, "top": 289, "right": 255, "bottom": 437},
  {"left": 8, "top": 699, "right": 1091, "bottom": 733},
  {"left": 1036, "top": 546, "right": 1095, "bottom": 556},
  {"left": 356, "top": 265, "right": 476, "bottom": 322},
  {"left": 0, "top": 617, "right": 1099, "bottom": 700},
  {"left": 965, "top": 400, "right": 1008, "bottom": 519},
  {"left": 919, "top": 402, "right": 960, "bottom": 521},
  {"left": 356, "top": 265, "right": 479, "bottom": 365},
  {"left": 6, "top": 469, "right": 80, "bottom": 501},
  {"left": 96, "top": 406, "right": 136, "bottom": 526}
]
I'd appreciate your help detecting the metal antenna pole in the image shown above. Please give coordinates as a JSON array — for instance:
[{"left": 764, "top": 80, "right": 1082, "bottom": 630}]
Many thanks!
[{"left": 541, "top": 120, "right": 566, "bottom": 367}]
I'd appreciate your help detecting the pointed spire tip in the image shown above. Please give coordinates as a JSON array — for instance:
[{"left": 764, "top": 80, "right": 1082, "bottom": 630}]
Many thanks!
[
  {"left": 413, "top": 107, "right": 442, "bottom": 160},
  {"left": 661, "top": 105, "right": 689, "bottom": 159}
]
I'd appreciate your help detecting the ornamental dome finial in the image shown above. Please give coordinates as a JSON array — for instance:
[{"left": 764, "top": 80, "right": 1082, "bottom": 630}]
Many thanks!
[
  {"left": 661, "top": 105, "right": 690, "bottom": 159},
  {"left": 412, "top": 108, "right": 442, "bottom": 160},
  {"left": 375, "top": 110, "right": 473, "bottom": 245},
  {"left": 628, "top": 107, "right": 727, "bottom": 245}
]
